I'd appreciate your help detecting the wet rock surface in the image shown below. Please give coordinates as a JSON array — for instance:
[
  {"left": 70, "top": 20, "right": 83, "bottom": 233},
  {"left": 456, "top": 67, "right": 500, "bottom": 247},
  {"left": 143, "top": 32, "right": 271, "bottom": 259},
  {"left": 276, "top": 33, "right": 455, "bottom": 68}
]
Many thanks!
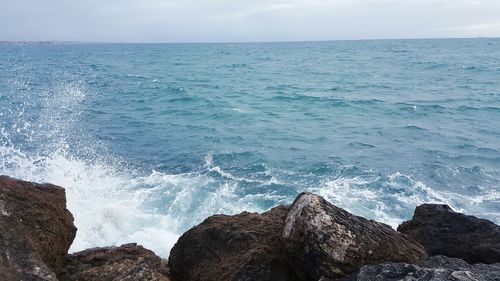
[
  {"left": 340, "top": 255, "right": 500, "bottom": 281},
  {"left": 168, "top": 205, "right": 302, "bottom": 281},
  {"left": 59, "top": 243, "right": 170, "bottom": 281},
  {"left": 4, "top": 175, "right": 500, "bottom": 281},
  {"left": 398, "top": 204, "right": 500, "bottom": 264},
  {"left": 281, "top": 192, "right": 427, "bottom": 280},
  {"left": 0, "top": 176, "right": 77, "bottom": 281}
]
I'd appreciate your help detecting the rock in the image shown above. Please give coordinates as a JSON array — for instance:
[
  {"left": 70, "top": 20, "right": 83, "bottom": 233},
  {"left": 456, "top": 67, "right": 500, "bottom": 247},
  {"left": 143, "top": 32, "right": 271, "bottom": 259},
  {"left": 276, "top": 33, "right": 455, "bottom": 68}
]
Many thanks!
[
  {"left": 0, "top": 176, "right": 77, "bottom": 281},
  {"left": 168, "top": 205, "right": 301, "bottom": 281},
  {"left": 59, "top": 243, "right": 170, "bottom": 281},
  {"left": 398, "top": 204, "right": 500, "bottom": 264},
  {"left": 341, "top": 255, "right": 500, "bottom": 281},
  {"left": 282, "top": 192, "right": 426, "bottom": 280}
]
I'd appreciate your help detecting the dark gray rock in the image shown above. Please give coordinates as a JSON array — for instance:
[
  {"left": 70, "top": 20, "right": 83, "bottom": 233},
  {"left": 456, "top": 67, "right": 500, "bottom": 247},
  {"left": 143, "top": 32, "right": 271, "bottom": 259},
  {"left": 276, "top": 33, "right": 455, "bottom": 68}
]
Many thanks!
[
  {"left": 168, "top": 205, "right": 302, "bottom": 281},
  {"left": 282, "top": 192, "right": 427, "bottom": 280},
  {"left": 341, "top": 255, "right": 500, "bottom": 281},
  {"left": 59, "top": 243, "right": 170, "bottom": 281},
  {"left": 0, "top": 176, "right": 77, "bottom": 281},
  {"left": 398, "top": 204, "right": 500, "bottom": 264}
]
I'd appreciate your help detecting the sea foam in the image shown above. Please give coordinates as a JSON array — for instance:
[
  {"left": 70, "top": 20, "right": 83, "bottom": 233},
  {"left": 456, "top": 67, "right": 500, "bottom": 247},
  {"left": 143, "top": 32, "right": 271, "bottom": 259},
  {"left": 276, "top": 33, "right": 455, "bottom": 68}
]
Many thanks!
[
  {"left": 2, "top": 40, "right": 499, "bottom": 257},
  {"left": 0, "top": 82, "right": 258, "bottom": 257}
]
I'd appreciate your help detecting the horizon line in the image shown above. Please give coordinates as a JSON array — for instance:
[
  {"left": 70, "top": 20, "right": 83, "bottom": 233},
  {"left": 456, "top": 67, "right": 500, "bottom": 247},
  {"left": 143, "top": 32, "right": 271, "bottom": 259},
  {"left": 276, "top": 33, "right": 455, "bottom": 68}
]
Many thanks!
[{"left": 1, "top": 35, "right": 499, "bottom": 45}]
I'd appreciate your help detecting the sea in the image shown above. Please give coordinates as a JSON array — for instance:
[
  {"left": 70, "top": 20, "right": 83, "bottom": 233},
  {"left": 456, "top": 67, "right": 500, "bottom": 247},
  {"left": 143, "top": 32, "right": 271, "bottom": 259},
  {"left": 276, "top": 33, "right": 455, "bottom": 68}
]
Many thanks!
[{"left": 1, "top": 38, "right": 499, "bottom": 257}]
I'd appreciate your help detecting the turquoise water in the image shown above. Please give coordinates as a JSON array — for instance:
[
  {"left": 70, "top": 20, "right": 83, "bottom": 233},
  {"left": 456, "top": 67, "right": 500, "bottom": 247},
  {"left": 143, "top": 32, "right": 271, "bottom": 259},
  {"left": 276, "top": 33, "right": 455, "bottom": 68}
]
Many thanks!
[{"left": 1, "top": 39, "right": 499, "bottom": 256}]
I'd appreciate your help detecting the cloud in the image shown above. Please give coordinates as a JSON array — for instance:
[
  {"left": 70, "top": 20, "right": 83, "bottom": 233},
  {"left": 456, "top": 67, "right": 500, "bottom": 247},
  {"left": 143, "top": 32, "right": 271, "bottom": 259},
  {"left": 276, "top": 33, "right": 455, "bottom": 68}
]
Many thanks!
[
  {"left": 0, "top": 0, "right": 499, "bottom": 42},
  {"left": 436, "top": 22, "right": 500, "bottom": 37}
]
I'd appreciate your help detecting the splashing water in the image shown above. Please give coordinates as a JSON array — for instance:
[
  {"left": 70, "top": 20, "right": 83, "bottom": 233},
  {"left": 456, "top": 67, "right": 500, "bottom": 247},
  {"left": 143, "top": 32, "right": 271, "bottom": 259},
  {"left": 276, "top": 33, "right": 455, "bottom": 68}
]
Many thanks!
[{"left": 1, "top": 40, "right": 499, "bottom": 257}]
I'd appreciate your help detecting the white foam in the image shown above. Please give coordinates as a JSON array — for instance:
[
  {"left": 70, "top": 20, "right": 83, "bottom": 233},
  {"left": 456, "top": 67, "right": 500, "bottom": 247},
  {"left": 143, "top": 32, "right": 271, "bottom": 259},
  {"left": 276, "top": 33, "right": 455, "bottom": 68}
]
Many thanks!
[
  {"left": 311, "top": 171, "right": 500, "bottom": 228},
  {"left": 204, "top": 154, "right": 281, "bottom": 185},
  {"left": 0, "top": 82, "right": 266, "bottom": 258},
  {"left": 0, "top": 144, "right": 268, "bottom": 257},
  {"left": 3, "top": 80, "right": 498, "bottom": 259}
]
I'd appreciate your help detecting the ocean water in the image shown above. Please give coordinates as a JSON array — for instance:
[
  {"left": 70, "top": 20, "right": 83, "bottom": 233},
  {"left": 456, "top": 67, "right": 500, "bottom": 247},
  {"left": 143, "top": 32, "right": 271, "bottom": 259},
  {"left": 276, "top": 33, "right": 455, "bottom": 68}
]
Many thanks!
[{"left": 1, "top": 39, "right": 499, "bottom": 257}]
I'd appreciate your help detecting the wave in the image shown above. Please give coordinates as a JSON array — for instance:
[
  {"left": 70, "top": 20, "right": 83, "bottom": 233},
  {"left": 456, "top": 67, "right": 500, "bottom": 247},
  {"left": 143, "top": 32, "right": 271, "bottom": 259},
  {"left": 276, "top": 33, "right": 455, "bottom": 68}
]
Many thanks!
[
  {"left": 3, "top": 133, "right": 499, "bottom": 257},
  {"left": 456, "top": 105, "right": 500, "bottom": 112},
  {"left": 0, "top": 78, "right": 281, "bottom": 257},
  {"left": 2, "top": 77, "right": 498, "bottom": 260},
  {"left": 309, "top": 171, "right": 500, "bottom": 228},
  {"left": 0, "top": 81, "right": 265, "bottom": 257},
  {"left": 348, "top": 142, "right": 375, "bottom": 149},
  {"left": 0, "top": 144, "right": 272, "bottom": 257}
]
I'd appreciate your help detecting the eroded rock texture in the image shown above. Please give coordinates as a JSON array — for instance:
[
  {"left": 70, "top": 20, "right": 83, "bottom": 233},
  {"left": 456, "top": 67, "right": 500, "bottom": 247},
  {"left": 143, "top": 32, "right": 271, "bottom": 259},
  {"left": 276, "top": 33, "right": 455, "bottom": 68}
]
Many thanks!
[
  {"left": 398, "top": 204, "right": 500, "bottom": 264},
  {"left": 0, "top": 176, "right": 77, "bottom": 281},
  {"left": 282, "top": 192, "right": 426, "bottom": 280},
  {"left": 341, "top": 255, "right": 500, "bottom": 281},
  {"left": 168, "top": 205, "right": 301, "bottom": 281},
  {"left": 59, "top": 243, "right": 170, "bottom": 281}
]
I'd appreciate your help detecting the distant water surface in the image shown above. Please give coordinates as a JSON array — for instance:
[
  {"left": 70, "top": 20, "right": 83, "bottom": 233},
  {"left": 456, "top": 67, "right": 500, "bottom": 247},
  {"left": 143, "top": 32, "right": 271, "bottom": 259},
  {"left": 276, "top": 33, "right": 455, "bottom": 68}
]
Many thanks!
[{"left": 1, "top": 38, "right": 499, "bottom": 257}]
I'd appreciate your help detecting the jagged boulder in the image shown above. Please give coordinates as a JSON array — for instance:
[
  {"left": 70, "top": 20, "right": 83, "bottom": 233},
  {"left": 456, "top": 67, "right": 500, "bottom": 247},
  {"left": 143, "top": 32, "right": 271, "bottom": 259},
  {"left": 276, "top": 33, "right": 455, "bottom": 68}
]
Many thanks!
[
  {"left": 59, "top": 243, "right": 170, "bottom": 281},
  {"left": 341, "top": 255, "right": 500, "bottom": 281},
  {"left": 398, "top": 204, "right": 500, "bottom": 264},
  {"left": 0, "top": 176, "right": 77, "bottom": 281},
  {"left": 168, "top": 205, "right": 301, "bottom": 281},
  {"left": 282, "top": 192, "right": 426, "bottom": 280}
]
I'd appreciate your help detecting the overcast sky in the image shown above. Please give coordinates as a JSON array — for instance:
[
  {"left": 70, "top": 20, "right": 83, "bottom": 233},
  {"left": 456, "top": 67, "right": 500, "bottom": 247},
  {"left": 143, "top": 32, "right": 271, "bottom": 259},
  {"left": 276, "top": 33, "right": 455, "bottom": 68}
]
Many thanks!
[{"left": 1, "top": 0, "right": 500, "bottom": 42}]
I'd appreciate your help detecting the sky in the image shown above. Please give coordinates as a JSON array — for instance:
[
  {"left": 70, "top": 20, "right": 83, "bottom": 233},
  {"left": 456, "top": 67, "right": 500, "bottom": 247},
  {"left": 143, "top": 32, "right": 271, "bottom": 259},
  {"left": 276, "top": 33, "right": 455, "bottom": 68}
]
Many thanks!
[{"left": 1, "top": 0, "right": 500, "bottom": 43}]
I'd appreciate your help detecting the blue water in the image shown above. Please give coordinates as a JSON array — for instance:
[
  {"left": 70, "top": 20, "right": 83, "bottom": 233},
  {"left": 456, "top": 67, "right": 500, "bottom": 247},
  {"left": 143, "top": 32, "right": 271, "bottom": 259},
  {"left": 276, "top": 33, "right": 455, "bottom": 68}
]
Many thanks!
[{"left": 1, "top": 39, "right": 499, "bottom": 257}]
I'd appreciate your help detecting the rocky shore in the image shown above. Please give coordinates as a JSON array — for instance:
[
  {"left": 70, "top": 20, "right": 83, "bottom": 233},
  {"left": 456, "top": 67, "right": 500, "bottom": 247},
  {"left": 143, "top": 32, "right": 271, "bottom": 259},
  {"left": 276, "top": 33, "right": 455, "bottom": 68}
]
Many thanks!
[{"left": 1, "top": 175, "right": 499, "bottom": 281}]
